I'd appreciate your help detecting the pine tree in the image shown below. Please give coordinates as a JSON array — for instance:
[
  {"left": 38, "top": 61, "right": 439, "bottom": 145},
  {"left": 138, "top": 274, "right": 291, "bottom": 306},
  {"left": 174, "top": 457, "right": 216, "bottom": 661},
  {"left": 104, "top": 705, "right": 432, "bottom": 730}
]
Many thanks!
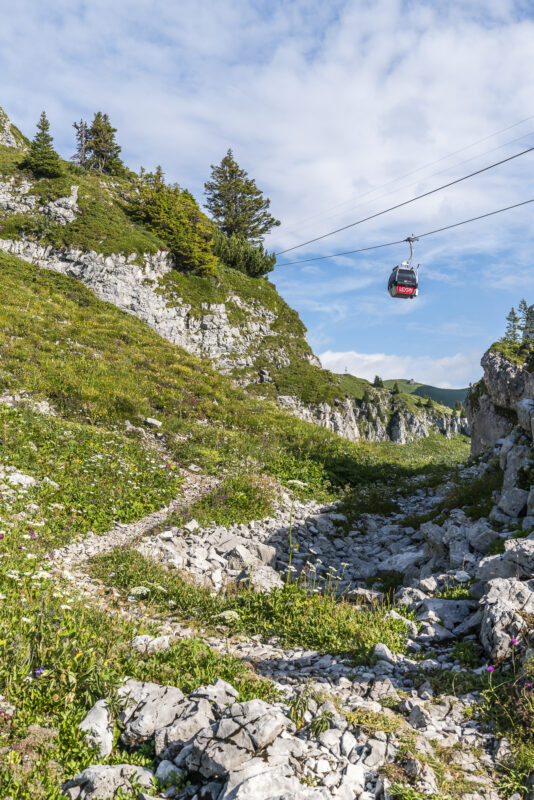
[
  {"left": 504, "top": 307, "right": 520, "bottom": 343},
  {"left": 373, "top": 375, "right": 384, "bottom": 388},
  {"left": 72, "top": 119, "right": 89, "bottom": 167},
  {"left": 86, "top": 112, "right": 124, "bottom": 174},
  {"left": 128, "top": 167, "right": 218, "bottom": 276},
  {"left": 204, "top": 149, "right": 280, "bottom": 244},
  {"left": 21, "top": 111, "right": 63, "bottom": 178},
  {"left": 392, "top": 381, "right": 400, "bottom": 395}
]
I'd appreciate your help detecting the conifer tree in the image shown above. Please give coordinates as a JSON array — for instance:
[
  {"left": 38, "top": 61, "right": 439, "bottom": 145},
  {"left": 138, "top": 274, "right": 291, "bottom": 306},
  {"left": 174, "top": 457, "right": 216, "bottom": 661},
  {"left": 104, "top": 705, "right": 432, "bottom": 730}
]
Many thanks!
[
  {"left": 453, "top": 400, "right": 465, "bottom": 416},
  {"left": 21, "top": 111, "right": 63, "bottom": 178},
  {"left": 373, "top": 375, "right": 384, "bottom": 388},
  {"left": 86, "top": 112, "right": 124, "bottom": 174},
  {"left": 392, "top": 381, "right": 400, "bottom": 395},
  {"left": 204, "top": 149, "right": 280, "bottom": 244},
  {"left": 504, "top": 307, "right": 520, "bottom": 343},
  {"left": 72, "top": 119, "right": 89, "bottom": 167},
  {"left": 518, "top": 298, "right": 534, "bottom": 342},
  {"left": 128, "top": 167, "right": 217, "bottom": 276}
]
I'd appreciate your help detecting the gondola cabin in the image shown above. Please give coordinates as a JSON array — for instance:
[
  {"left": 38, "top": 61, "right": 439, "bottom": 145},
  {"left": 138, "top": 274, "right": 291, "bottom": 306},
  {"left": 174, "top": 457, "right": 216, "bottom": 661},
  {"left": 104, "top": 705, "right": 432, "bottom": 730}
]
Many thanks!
[{"left": 388, "top": 265, "right": 418, "bottom": 298}]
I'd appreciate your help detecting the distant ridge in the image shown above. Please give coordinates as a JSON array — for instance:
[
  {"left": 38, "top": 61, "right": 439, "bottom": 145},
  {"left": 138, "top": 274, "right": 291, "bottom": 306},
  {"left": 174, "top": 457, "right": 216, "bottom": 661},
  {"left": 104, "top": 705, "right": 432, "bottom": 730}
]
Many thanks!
[{"left": 383, "top": 379, "right": 468, "bottom": 409}]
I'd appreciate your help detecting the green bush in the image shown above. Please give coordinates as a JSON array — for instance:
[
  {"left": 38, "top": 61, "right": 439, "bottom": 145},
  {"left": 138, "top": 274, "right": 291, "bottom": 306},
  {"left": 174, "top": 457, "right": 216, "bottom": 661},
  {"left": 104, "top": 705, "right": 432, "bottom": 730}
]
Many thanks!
[
  {"left": 128, "top": 167, "right": 217, "bottom": 276},
  {"left": 212, "top": 228, "right": 276, "bottom": 277}
]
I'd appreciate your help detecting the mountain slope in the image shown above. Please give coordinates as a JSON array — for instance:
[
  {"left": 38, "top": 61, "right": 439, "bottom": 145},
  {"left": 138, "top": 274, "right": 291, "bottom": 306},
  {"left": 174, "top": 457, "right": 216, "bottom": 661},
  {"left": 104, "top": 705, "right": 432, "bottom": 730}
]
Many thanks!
[
  {"left": 383, "top": 379, "right": 468, "bottom": 408},
  {"left": 0, "top": 104, "right": 466, "bottom": 445}
]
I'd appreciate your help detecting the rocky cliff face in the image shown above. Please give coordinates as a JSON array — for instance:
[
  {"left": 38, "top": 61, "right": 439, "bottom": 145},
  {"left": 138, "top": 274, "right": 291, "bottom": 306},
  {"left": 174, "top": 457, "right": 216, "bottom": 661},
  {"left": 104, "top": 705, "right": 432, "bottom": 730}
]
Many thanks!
[
  {"left": 0, "top": 238, "right": 302, "bottom": 373},
  {"left": 0, "top": 105, "right": 26, "bottom": 150},
  {"left": 278, "top": 391, "right": 469, "bottom": 444},
  {"left": 467, "top": 348, "right": 534, "bottom": 455}
]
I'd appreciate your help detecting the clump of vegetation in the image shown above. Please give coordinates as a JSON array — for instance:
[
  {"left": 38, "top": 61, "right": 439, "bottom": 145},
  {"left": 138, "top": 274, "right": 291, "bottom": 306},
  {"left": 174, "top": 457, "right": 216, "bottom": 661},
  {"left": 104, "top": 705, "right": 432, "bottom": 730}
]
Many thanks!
[
  {"left": 436, "top": 579, "right": 473, "bottom": 600},
  {"left": 489, "top": 298, "right": 534, "bottom": 365},
  {"left": 127, "top": 166, "right": 218, "bottom": 276},
  {"left": 212, "top": 227, "right": 276, "bottom": 277},
  {"left": 440, "top": 466, "right": 503, "bottom": 519},
  {"left": 341, "top": 484, "right": 400, "bottom": 522},
  {"left": 345, "top": 706, "right": 401, "bottom": 734},
  {"left": 169, "top": 473, "right": 277, "bottom": 529},
  {"left": 451, "top": 640, "right": 482, "bottom": 668},
  {"left": 88, "top": 548, "right": 410, "bottom": 663}
]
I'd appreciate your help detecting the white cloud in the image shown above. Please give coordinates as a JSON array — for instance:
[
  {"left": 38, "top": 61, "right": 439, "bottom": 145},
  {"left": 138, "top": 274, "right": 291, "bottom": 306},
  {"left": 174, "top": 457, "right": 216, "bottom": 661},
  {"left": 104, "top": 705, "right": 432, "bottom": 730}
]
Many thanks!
[{"left": 319, "top": 348, "right": 482, "bottom": 388}]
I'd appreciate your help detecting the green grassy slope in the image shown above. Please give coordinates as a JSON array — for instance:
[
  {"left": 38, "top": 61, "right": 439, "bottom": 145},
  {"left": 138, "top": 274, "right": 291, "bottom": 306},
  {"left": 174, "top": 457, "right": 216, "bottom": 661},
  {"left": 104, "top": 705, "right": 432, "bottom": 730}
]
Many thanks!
[
  {"left": 384, "top": 379, "right": 468, "bottom": 408},
  {"left": 0, "top": 145, "right": 346, "bottom": 406},
  {"left": 0, "top": 143, "right": 470, "bottom": 415},
  {"left": 0, "top": 145, "right": 163, "bottom": 258},
  {"left": 0, "top": 253, "right": 470, "bottom": 799},
  {"left": 337, "top": 373, "right": 452, "bottom": 416},
  {"left": 0, "top": 253, "right": 468, "bottom": 498}
]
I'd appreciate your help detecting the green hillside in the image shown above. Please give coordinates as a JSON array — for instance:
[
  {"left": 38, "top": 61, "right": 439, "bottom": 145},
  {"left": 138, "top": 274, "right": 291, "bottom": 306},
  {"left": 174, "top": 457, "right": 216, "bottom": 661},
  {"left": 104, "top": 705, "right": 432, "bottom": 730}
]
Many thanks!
[
  {"left": 0, "top": 253, "right": 467, "bottom": 499},
  {"left": 0, "top": 113, "right": 474, "bottom": 800},
  {"left": 383, "top": 379, "right": 468, "bottom": 409}
]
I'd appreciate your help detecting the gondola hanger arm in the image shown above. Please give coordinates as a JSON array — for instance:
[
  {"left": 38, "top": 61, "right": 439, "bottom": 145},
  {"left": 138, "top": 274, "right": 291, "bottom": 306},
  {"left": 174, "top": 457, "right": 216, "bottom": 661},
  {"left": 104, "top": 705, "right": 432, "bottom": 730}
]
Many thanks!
[{"left": 404, "top": 235, "right": 419, "bottom": 265}]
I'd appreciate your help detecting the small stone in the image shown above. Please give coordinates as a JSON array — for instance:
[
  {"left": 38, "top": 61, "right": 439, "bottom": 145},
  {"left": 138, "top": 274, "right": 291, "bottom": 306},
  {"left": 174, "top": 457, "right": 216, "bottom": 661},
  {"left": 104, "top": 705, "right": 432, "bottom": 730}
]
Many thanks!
[
  {"left": 78, "top": 699, "right": 114, "bottom": 758},
  {"left": 373, "top": 643, "right": 396, "bottom": 663},
  {"left": 155, "top": 760, "right": 184, "bottom": 782},
  {"left": 145, "top": 417, "right": 162, "bottom": 428}
]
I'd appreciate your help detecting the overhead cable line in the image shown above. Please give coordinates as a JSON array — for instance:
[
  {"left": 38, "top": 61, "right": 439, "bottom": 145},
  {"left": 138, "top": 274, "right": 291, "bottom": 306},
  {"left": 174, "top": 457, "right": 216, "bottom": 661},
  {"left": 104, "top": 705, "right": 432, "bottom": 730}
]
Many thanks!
[
  {"left": 275, "top": 147, "right": 534, "bottom": 256},
  {"left": 276, "top": 198, "right": 534, "bottom": 267},
  {"left": 283, "top": 113, "right": 534, "bottom": 232},
  {"left": 285, "top": 128, "right": 534, "bottom": 236}
]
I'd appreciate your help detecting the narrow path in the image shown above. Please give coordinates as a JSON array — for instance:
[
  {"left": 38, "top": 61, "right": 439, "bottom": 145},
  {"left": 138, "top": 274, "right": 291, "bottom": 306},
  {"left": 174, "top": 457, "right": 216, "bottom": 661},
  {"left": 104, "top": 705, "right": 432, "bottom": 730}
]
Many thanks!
[{"left": 45, "top": 476, "right": 442, "bottom": 700}]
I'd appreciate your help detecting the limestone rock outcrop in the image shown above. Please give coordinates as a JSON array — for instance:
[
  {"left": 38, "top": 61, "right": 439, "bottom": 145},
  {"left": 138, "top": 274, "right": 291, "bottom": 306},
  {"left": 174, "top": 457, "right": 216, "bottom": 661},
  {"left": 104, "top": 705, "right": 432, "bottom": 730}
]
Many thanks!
[
  {"left": 467, "top": 349, "right": 534, "bottom": 455},
  {"left": 0, "top": 105, "right": 25, "bottom": 150}
]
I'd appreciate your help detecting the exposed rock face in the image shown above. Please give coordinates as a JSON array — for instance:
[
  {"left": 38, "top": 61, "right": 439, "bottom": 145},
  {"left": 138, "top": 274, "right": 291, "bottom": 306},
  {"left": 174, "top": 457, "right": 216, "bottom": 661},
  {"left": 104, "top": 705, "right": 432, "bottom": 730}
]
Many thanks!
[
  {"left": 278, "top": 392, "right": 469, "bottom": 444},
  {"left": 467, "top": 349, "right": 534, "bottom": 455},
  {"left": 277, "top": 395, "right": 360, "bottom": 441},
  {"left": 0, "top": 239, "right": 288, "bottom": 372},
  {"left": 0, "top": 180, "right": 79, "bottom": 223},
  {"left": 481, "top": 350, "right": 529, "bottom": 408},
  {"left": 0, "top": 105, "right": 25, "bottom": 150}
]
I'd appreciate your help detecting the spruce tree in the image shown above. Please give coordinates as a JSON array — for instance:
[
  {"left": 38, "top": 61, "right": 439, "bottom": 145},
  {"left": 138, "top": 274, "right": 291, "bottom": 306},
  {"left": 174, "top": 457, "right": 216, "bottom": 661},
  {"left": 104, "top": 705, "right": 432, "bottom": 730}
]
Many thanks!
[
  {"left": 392, "top": 381, "right": 400, "bottom": 395},
  {"left": 86, "top": 112, "right": 124, "bottom": 174},
  {"left": 22, "top": 111, "right": 63, "bottom": 178},
  {"left": 373, "top": 375, "right": 384, "bottom": 388},
  {"left": 504, "top": 307, "right": 520, "bottom": 343},
  {"left": 72, "top": 119, "right": 89, "bottom": 167},
  {"left": 204, "top": 149, "right": 280, "bottom": 244}
]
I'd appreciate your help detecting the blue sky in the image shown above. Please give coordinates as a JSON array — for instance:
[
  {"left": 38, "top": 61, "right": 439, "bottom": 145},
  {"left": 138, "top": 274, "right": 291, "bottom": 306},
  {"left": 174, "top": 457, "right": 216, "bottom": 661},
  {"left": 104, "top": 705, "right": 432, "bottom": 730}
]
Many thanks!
[{"left": 1, "top": 0, "right": 533, "bottom": 386}]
